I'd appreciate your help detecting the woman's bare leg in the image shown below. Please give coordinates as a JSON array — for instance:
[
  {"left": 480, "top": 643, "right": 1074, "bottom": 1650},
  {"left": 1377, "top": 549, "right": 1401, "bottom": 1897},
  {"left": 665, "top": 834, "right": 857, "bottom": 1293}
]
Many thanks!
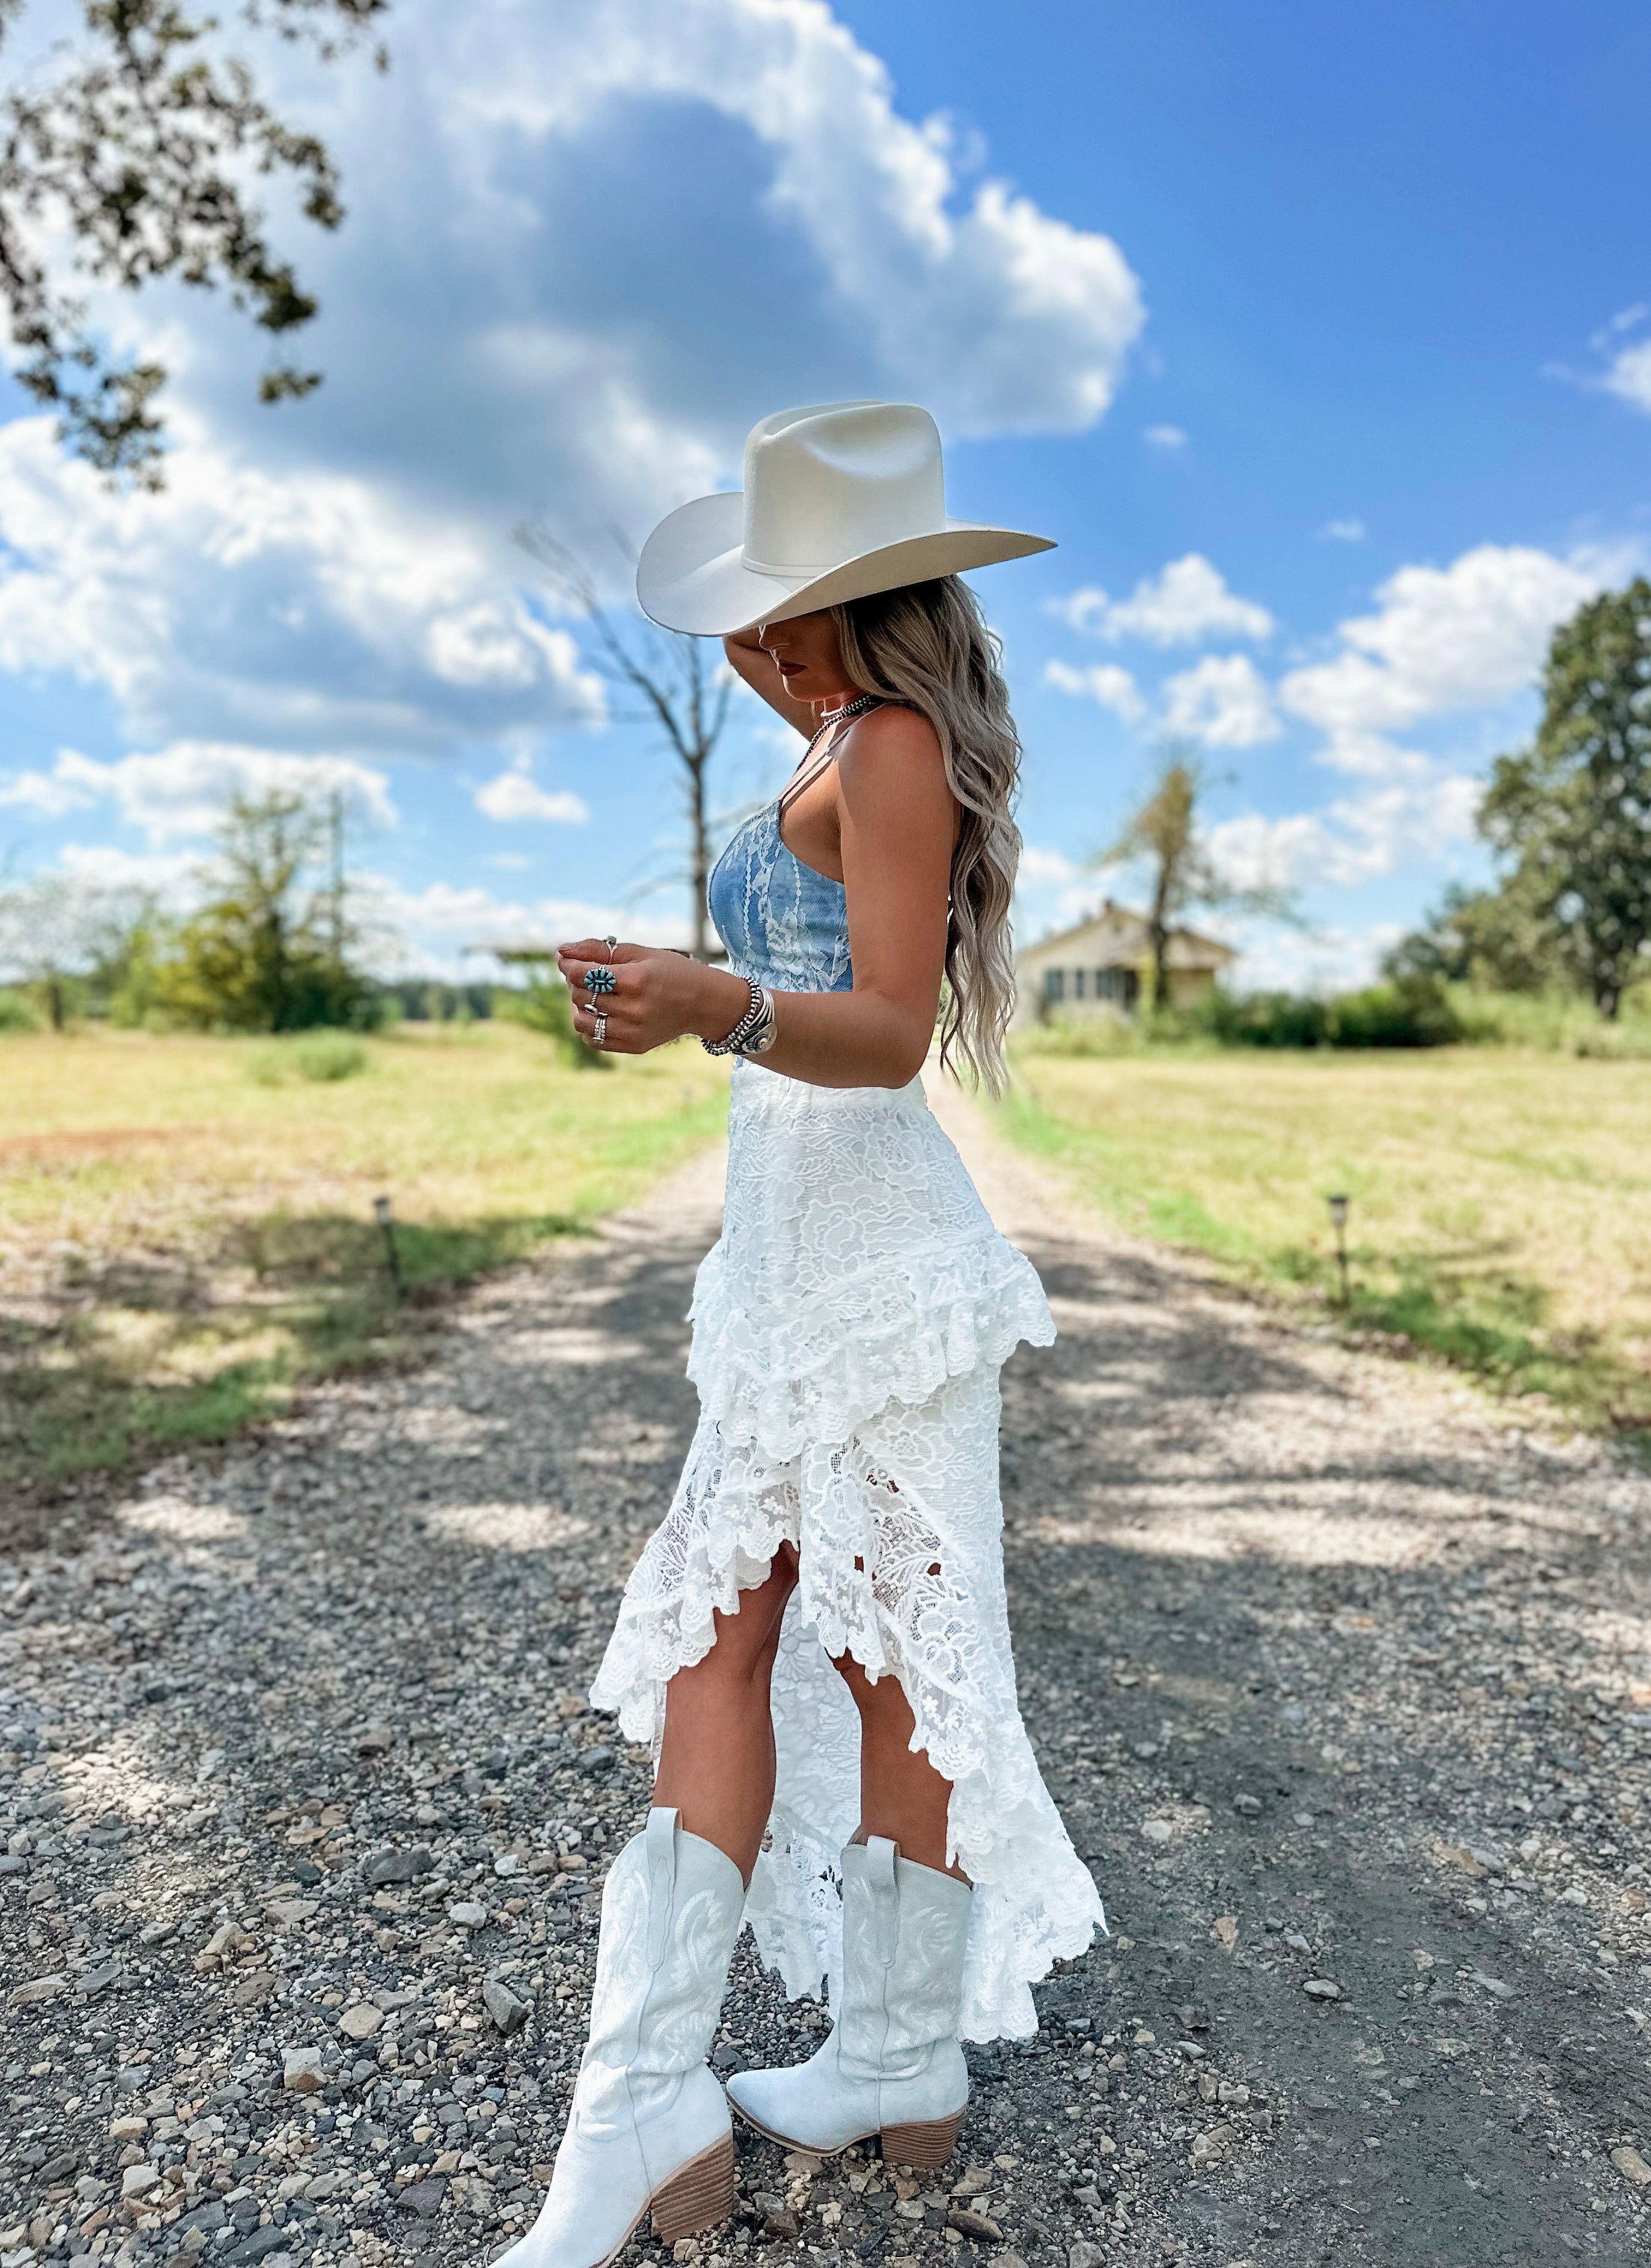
[
  {"left": 652, "top": 1546, "right": 798, "bottom": 1884},
  {"left": 831, "top": 1652, "right": 967, "bottom": 1881}
]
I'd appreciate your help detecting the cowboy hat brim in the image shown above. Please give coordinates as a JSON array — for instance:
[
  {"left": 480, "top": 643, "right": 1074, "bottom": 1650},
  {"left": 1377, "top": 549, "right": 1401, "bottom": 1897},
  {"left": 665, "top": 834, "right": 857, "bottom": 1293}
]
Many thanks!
[{"left": 635, "top": 490, "right": 1054, "bottom": 636}]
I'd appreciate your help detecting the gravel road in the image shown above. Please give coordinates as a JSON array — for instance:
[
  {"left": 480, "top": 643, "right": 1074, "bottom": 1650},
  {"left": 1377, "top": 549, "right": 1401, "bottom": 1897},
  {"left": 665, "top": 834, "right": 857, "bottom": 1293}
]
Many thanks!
[{"left": 3, "top": 1077, "right": 1649, "bottom": 2268}]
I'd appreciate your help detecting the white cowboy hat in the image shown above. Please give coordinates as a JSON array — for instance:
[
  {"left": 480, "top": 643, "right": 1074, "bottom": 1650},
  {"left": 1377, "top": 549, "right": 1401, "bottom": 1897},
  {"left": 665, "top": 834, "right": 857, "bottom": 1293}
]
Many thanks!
[{"left": 635, "top": 400, "right": 1055, "bottom": 636}]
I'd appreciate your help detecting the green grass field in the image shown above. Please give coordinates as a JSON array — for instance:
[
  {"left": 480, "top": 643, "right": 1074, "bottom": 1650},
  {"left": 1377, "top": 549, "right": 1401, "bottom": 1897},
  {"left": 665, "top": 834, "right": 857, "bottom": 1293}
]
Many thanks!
[
  {"left": 0, "top": 1023, "right": 728, "bottom": 1509},
  {"left": 999, "top": 1047, "right": 1651, "bottom": 1440}
]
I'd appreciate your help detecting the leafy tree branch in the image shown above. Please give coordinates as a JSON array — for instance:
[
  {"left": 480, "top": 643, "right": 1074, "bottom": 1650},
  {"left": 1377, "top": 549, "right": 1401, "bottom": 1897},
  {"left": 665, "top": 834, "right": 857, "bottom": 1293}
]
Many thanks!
[{"left": 0, "top": 0, "right": 387, "bottom": 483}]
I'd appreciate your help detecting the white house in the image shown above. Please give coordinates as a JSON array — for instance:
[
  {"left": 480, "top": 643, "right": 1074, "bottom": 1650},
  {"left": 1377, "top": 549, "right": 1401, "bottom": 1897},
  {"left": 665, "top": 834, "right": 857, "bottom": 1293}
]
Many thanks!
[{"left": 1013, "top": 900, "right": 1237, "bottom": 1028}]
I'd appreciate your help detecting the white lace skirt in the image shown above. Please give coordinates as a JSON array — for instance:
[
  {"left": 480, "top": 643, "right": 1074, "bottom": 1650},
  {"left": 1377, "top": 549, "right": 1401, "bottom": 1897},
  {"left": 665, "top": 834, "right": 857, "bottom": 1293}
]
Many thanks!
[{"left": 591, "top": 1067, "right": 1106, "bottom": 2041}]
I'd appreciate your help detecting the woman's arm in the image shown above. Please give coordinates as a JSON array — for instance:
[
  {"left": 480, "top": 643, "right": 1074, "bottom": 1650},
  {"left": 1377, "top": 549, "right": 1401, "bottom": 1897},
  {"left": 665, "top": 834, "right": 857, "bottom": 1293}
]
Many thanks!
[
  {"left": 558, "top": 707, "right": 954, "bottom": 1090},
  {"left": 723, "top": 627, "right": 820, "bottom": 739}
]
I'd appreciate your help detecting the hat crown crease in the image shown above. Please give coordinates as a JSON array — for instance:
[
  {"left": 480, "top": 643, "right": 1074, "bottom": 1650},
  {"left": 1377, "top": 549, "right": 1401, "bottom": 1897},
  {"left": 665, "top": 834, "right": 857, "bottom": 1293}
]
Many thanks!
[{"left": 741, "top": 401, "right": 947, "bottom": 579}]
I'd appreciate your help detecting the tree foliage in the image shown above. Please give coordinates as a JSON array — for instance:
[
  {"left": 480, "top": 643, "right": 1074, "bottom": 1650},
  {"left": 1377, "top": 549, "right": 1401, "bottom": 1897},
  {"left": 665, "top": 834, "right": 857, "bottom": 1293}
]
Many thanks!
[
  {"left": 0, "top": 0, "right": 386, "bottom": 482},
  {"left": 1096, "top": 748, "right": 1294, "bottom": 1007},
  {"left": 1478, "top": 579, "right": 1651, "bottom": 1017},
  {"left": 1391, "top": 581, "right": 1651, "bottom": 1015},
  {"left": 156, "top": 788, "right": 376, "bottom": 1029},
  {"left": 0, "top": 868, "right": 157, "bottom": 1025}
]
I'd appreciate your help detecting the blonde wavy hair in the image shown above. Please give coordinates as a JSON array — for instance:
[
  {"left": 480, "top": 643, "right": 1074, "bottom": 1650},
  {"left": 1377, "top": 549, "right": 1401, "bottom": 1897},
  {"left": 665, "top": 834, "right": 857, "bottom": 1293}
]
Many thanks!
[{"left": 829, "top": 576, "right": 1022, "bottom": 1095}]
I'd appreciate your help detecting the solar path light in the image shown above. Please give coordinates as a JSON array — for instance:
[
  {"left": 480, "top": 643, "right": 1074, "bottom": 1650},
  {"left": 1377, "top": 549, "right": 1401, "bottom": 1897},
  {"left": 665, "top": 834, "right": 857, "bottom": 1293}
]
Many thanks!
[{"left": 1326, "top": 1192, "right": 1350, "bottom": 1306}]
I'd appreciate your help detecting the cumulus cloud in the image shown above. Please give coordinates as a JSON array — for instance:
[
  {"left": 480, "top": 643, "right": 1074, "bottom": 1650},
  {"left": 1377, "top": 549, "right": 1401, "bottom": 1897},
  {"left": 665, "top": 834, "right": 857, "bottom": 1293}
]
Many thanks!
[
  {"left": 0, "top": 0, "right": 1144, "bottom": 790},
  {"left": 1601, "top": 338, "right": 1651, "bottom": 415},
  {"left": 1279, "top": 543, "right": 1598, "bottom": 753},
  {"left": 1206, "top": 775, "right": 1482, "bottom": 894},
  {"left": 473, "top": 765, "right": 590, "bottom": 825},
  {"left": 1018, "top": 844, "right": 1081, "bottom": 886},
  {"left": 0, "top": 742, "right": 397, "bottom": 841},
  {"left": 433, "top": 0, "right": 1144, "bottom": 442},
  {"left": 1047, "top": 555, "right": 1273, "bottom": 647},
  {"left": 365, "top": 876, "right": 691, "bottom": 977},
  {"left": 0, "top": 419, "right": 603, "bottom": 755},
  {"left": 1160, "top": 654, "right": 1280, "bottom": 748},
  {"left": 1042, "top": 659, "right": 1145, "bottom": 721}
]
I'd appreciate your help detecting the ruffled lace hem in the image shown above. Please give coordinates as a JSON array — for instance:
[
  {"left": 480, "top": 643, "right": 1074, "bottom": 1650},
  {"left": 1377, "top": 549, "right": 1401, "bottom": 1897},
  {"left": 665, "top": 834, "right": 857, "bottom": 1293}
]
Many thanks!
[
  {"left": 686, "top": 1233, "right": 1055, "bottom": 1465},
  {"left": 591, "top": 1385, "right": 1106, "bottom": 2044}
]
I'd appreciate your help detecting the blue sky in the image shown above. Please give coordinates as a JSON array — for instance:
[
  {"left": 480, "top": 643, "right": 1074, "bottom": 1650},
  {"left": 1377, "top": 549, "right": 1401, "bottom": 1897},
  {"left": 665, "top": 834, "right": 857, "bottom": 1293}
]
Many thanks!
[{"left": 1, "top": 0, "right": 1647, "bottom": 987}]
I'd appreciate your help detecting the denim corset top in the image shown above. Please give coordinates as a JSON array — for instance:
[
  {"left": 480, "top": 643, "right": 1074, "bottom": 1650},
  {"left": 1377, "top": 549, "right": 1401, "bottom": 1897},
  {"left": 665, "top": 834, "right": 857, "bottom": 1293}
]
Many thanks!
[{"left": 707, "top": 800, "right": 852, "bottom": 995}]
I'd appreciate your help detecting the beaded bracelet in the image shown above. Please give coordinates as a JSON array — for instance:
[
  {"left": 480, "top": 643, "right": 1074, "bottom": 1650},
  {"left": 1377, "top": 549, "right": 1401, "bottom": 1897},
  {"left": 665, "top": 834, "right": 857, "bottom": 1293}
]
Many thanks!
[{"left": 701, "top": 979, "right": 766, "bottom": 1056}]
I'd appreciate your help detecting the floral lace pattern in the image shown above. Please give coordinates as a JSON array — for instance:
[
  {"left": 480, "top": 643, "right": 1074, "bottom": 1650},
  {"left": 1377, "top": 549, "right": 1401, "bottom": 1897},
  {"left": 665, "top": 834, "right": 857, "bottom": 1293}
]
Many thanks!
[
  {"left": 593, "top": 1076, "right": 1106, "bottom": 2041},
  {"left": 707, "top": 802, "right": 854, "bottom": 995},
  {"left": 592, "top": 798, "right": 1106, "bottom": 2042}
]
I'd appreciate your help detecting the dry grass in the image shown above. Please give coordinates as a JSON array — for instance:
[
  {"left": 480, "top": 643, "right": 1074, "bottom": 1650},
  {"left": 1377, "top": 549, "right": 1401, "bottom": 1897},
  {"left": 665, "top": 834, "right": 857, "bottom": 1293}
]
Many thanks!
[
  {"left": 0, "top": 1023, "right": 728, "bottom": 1512},
  {"left": 999, "top": 1047, "right": 1651, "bottom": 1439}
]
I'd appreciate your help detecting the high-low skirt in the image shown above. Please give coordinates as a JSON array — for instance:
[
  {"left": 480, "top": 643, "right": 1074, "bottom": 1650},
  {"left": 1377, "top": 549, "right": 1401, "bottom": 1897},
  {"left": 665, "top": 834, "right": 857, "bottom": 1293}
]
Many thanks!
[{"left": 591, "top": 1065, "right": 1106, "bottom": 2041}]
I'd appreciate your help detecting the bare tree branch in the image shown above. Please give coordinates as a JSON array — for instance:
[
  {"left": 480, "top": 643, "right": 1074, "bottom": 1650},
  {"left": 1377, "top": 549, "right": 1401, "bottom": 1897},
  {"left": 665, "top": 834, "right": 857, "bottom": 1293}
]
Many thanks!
[{"left": 518, "top": 524, "right": 739, "bottom": 960}]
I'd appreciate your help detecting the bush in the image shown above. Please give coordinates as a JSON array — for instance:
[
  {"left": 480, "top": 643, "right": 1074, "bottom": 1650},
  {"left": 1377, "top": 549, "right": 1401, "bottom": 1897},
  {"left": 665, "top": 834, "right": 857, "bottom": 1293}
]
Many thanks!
[
  {"left": 1198, "top": 975, "right": 1461, "bottom": 1049},
  {"left": 0, "top": 987, "right": 40, "bottom": 1032},
  {"left": 493, "top": 970, "right": 611, "bottom": 1070},
  {"left": 248, "top": 1033, "right": 370, "bottom": 1085}
]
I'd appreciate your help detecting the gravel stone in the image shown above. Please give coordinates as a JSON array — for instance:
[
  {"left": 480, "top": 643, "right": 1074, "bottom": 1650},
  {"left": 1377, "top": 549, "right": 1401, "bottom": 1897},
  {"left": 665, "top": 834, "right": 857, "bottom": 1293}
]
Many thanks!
[{"left": 1, "top": 1099, "right": 1647, "bottom": 2268}]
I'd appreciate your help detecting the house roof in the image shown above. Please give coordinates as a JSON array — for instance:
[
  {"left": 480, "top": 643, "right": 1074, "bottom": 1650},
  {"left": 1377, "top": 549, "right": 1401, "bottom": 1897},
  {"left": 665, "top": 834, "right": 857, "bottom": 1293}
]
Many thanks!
[{"left": 1018, "top": 898, "right": 1237, "bottom": 969}]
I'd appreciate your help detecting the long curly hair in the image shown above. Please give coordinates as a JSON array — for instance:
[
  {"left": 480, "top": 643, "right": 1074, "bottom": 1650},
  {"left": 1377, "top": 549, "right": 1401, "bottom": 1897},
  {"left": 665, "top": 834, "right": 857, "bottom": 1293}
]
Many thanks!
[{"left": 829, "top": 576, "right": 1022, "bottom": 1094}]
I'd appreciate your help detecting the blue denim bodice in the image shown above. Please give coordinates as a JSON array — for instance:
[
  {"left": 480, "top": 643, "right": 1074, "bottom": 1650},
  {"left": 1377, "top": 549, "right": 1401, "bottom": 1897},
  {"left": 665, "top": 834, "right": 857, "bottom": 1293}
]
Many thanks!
[{"left": 707, "top": 801, "right": 853, "bottom": 995}]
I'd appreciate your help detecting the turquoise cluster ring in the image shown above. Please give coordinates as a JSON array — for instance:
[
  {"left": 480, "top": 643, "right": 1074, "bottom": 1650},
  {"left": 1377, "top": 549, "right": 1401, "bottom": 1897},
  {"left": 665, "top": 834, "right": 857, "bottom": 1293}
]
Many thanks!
[{"left": 585, "top": 965, "right": 617, "bottom": 996}]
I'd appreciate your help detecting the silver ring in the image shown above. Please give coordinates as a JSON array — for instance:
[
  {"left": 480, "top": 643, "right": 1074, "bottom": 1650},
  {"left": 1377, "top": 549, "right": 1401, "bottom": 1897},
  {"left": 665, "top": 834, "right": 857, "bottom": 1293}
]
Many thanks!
[{"left": 592, "top": 1010, "right": 608, "bottom": 1049}]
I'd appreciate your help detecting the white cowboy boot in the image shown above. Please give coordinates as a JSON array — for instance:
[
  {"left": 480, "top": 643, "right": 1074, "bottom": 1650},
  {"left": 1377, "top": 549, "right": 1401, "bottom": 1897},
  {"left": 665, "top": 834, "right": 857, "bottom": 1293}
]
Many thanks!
[
  {"left": 727, "top": 1835, "right": 970, "bottom": 2169},
  {"left": 497, "top": 1806, "right": 745, "bottom": 2268}
]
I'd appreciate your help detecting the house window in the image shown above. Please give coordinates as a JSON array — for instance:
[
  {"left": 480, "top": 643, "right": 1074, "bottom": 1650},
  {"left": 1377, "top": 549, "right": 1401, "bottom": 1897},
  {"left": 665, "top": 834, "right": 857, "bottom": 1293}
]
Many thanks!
[
  {"left": 1043, "top": 968, "right": 1066, "bottom": 1003},
  {"left": 1073, "top": 969, "right": 1087, "bottom": 1000}
]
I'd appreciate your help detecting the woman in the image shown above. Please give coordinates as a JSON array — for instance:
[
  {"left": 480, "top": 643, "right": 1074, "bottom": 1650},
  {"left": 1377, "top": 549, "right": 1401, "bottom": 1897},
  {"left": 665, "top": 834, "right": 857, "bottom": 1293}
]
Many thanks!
[{"left": 507, "top": 402, "right": 1105, "bottom": 2268}]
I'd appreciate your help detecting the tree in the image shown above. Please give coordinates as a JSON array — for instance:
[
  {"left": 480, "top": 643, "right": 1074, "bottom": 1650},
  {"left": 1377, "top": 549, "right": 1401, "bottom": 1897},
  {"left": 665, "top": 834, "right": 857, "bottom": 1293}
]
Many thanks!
[
  {"left": 1475, "top": 579, "right": 1651, "bottom": 1017},
  {"left": 1096, "top": 748, "right": 1294, "bottom": 1010},
  {"left": 157, "top": 787, "right": 374, "bottom": 1028},
  {"left": 1382, "top": 877, "right": 1557, "bottom": 996},
  {"left": 0, "top": 0, "right": 388, "bottom": 484},
  {"left": 0, "top": 868, "right": 117, "bottom": 1025},
  {"left": 520, "top": 531, "right": 734, "bottom": 962}
]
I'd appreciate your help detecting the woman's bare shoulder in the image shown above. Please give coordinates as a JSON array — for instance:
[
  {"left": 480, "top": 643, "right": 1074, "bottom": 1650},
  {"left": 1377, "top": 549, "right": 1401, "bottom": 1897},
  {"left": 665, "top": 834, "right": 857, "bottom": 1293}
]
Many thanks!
[{"left": 836, "top": 703, "right": 947, "bottom": 793}]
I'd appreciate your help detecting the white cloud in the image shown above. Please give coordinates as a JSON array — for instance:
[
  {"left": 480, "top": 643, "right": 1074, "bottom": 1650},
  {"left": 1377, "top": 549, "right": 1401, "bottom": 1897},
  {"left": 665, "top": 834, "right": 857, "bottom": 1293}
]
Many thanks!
[
  {"left": 1161, "top": 654, "right": 1280, "bottom": 748},
  {"left": 0, "top": 742, "right": 397, "bottom": 842},
  {"left": 1601, "top": 338, "right": 1651, "bottom": 415},
  {"left": 0, "top": 0, "right": 1144, "bottom": 799},
  {"left": 474, "top": 763, "right": 590, "bottom": 826},
  {"left": 1279, "top": 543, "right": 1598, "bottom": 751},
  {"left": 441, "top": 0, "right": 1144, "bottom": 440},
  {"left": 1042, "top": 659, "right": 1145, "bottom": 721},
  {"left": 1320, "top": 518, "right": 1366, "bottom": 543},
  {"left": 1225, "top": 919, "right": 1403, "bottom": 996},
  {"left": 53, "top": 843, "right": 204, "bottom": 904},
  {"left": 1144, "top": 424, "right": 1186, "bottom": 450},
  {"left": 365, "top": 876, "right": 690, "bottom": 978},
  {"left": 1018, "top": 844, "right": 1081, "bottom": 886},
  {"left": 0, "top": 419, "right": 604, "bottom": 755},
  {"left": 1206, "top": 774, "right": 1482, "bottom": 894},
  {"left": 1048, "top": 555, "right": 1274, "bottom": 647}
]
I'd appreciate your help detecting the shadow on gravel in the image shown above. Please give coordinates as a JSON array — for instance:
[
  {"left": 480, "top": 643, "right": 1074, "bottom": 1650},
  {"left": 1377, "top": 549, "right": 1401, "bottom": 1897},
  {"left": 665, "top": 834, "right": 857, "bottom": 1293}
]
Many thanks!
[
  {"left": 999, "top": 1233, "right": 1651, "bottom": 2267},
  {"left": 4, "top": 1191, "right": 1647, "bottom": 2268}
]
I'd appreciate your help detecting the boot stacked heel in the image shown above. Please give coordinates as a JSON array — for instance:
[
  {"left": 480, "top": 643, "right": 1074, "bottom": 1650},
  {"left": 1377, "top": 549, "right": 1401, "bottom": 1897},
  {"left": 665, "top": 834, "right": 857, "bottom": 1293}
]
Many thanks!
[
  {"left": 651, "top": 2132, "right": 737, "bottom": 2243},
  {"left": 880, "top": 2112, "right": 963, "bottom": 2171}
]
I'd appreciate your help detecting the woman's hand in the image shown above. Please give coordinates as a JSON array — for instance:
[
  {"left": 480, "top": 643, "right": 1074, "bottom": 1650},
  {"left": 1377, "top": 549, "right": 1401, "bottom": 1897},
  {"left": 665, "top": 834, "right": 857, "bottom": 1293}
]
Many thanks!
[{"left": 556, "top": 939, "right": 752, "bottom": 1056}]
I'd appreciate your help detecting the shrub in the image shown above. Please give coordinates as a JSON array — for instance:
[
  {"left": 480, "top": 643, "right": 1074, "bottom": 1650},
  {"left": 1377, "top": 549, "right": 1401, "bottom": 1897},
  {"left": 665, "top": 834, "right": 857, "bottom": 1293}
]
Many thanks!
[
  {"left": 0, "top": 987, "right": 40, "bottom": 1032},
  {"left": 248, "top": 1033, "right": 369, "bottom": 1085}
]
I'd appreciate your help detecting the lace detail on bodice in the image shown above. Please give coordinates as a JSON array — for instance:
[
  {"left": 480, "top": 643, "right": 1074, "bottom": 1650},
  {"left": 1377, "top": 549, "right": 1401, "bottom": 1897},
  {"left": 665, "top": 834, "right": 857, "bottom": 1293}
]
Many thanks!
[{"left": 707, "top": 802, "right": 853, "bottom": 995}]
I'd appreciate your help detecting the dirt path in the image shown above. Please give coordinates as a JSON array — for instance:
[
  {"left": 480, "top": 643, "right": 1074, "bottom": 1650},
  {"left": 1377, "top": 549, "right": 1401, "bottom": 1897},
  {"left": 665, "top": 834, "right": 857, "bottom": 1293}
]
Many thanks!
[{"left": 2, "top": 1084, "right": 1649, "bottom": 2268}]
